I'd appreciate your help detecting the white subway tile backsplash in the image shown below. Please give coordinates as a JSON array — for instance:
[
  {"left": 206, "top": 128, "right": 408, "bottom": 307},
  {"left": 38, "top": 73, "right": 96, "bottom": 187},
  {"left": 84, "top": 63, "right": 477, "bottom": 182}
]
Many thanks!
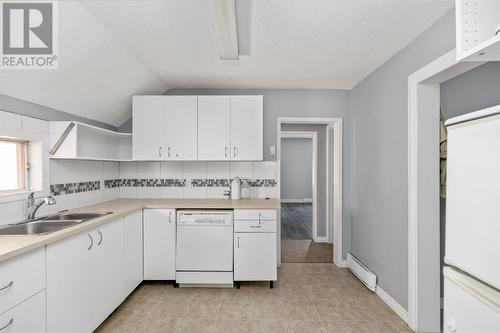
[
  {"left": 0, "top": 200, "right": 24, "bottom": 226},
  {"left": 103, "top": 162, "right": 119, "bottom": 180},
  {"left": 120, "top": 162, "right": 137, "bottom": 179},
  {"left": 230, "top": 162, "right": 253, "bottom": 179},
  {"left": 207, "top": 162, "right": 230, "bottom": 179},
  {"left": 184, "top": 162, "right": 207, "bottom": 179},
  {"left": 136, "top": 187, "right": 161, "bottom": 198},
  {"left": 137, "top": 162, "right": 160, "bottom": 179},
  {"left": 161, "top": 187, "right": 184, "bottom": 198},
  {"left": 161, "top": 161, "right": 183, "bottom": 179},
  {"left": 253, "top": 161, "right": 278, "bottom": 179},
  {"left": 183, "top": 187, "right": 207, "bottom": 198}
]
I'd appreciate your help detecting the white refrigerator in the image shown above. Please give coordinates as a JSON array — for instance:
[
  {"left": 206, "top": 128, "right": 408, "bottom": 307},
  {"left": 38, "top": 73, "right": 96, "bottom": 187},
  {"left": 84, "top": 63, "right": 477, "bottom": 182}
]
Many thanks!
[{"left": 444, "top": 105, "right": 500, "bottom": 333}]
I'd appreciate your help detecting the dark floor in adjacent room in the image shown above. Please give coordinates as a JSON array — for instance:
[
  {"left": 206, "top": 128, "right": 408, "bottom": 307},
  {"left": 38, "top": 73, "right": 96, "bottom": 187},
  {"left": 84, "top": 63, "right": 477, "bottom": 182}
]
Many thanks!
[{"left": 281, "top": 203, "right": 333, "bottom": 263}]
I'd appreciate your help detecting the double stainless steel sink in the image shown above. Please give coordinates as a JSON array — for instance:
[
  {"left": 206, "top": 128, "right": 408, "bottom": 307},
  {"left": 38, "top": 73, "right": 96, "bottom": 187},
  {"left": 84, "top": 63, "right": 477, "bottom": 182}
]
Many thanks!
[{"left": 0, "top": 212, "right": 113, "bottom": 236}]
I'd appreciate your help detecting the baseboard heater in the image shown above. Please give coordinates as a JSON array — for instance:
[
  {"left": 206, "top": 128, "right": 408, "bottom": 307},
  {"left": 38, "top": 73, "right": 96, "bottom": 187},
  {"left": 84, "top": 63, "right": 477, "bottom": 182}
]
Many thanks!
[{"left": 346, "top": 253, "right": 377, "bottom": 292}]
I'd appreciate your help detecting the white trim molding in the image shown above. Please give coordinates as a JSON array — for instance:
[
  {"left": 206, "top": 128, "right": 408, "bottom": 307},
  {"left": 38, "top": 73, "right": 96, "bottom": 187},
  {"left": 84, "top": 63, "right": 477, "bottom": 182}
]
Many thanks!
[
  {"left": 277, "top": 117, "right": 343, "bottom": 266},
  {"left": 407, "top": 49, "right": 484, "bottom": 332},
  {"left": 376, "top": 285, "right": 409, "bottom": 325}
]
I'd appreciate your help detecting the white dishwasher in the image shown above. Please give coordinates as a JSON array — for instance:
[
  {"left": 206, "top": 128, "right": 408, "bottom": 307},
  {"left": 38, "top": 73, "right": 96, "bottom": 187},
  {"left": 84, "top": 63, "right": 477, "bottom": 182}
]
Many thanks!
[{"left": 176, "top": 210, "right": 234, "bottom": 287}]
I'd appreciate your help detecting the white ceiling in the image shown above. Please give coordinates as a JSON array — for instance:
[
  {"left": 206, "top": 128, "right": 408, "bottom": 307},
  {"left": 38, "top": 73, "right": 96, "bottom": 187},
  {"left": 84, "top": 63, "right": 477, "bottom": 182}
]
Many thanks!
[{"left": 0, "top": 0, "right": 453, "bottom": 127}]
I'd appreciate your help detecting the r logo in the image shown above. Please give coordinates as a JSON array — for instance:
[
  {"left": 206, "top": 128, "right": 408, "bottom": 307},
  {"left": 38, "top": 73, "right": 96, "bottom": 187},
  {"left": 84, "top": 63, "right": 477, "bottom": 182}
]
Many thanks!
[{"left": 2, "top": 2, "right": 53, "bottom": 54}]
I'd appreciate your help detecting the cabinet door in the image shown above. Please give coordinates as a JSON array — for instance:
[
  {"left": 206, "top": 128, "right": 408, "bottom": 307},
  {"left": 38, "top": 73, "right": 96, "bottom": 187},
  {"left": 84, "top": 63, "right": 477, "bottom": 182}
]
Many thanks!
[
  {"left": 47, "top": 231, "right": 97, "bottom": 333},
  {"left": 0, "top": 291, "right": 46, "bottom": 333},
  {"left": 198, "top": 96, "right": 231, "bottom": 160},
  {"left": 93, "top": 219, "right": 124, "bottom": 322},
  {"left": 234, "top": 233, "right": 277, "bottom": 281},
  {"left": 164, "top": 96, "right": 198, "bottom": 160},
  {"left": 230, "top": 96, "right": 263, "bottom": 160},
  {"left": 133, "top": 96, "right": 164, "bottom": 160},
  {"left": 124, "top": 211, "right": 143, "bottom": 295},
  {"left": 144, "top": 209, "right": 176, "bottom": 280}
]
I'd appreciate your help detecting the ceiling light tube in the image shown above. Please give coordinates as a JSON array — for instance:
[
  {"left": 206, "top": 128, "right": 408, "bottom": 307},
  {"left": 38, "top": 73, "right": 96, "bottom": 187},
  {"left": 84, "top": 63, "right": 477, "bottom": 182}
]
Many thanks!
[{"left": 207, "top": 0, "right": 239, "bottom": 59}]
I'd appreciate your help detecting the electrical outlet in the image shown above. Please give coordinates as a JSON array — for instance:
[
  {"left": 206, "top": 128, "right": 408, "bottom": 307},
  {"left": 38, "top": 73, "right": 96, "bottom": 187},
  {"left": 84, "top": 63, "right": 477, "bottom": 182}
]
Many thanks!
[{"left": 269, "top": 146, "right": 276, "bottom": 156}]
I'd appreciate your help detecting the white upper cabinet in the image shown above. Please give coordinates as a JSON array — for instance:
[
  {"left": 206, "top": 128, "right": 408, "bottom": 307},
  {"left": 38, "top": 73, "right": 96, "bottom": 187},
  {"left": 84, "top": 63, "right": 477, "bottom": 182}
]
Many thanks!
[
  {"left": 133, "top": 95, "right": 263, "bottom": 161},
  {"left": 133, "top": 96, "right": 164, "bottom": 160},
  {"left": 456, "top": 0, "right": 500, "bottom": 61},
  {"left": 198, "top": 96, "right": 231, "bottom": 160},
  {"left": 230, "top": 96, "right": 263, "bottom": 161},
  {"left": 164, "top": 96, "right": 198, "bottom": 160}
]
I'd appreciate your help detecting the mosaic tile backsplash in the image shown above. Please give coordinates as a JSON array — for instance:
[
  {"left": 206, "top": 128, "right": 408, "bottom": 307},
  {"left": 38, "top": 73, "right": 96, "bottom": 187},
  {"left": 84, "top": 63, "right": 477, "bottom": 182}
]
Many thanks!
[
  {"left": 52, "top": 178, "right": 277, "bottom": 196},
  {"left": 50, "top": 181, "right": 101, "bottom": 196}
]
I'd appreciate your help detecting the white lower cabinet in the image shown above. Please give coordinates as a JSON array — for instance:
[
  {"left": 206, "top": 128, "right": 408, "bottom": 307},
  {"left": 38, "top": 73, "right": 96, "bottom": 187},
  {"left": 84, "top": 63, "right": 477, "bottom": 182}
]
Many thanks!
[
  {"left": 46, "top": 217, "right": 124, "bottom": 333},
  {"left": 234, "top": 209, "right": 277, "bottom": 282},
  {"left": 234, "top": 233, "right": 277, "bottom": 281},
  {"left": 0, "top": 291, "right": 46, "bottom": 333},
  {"left": 143, "top": 209, "right": 176, "bottom": 280},
  {"left": 123, "top": 211, "right": 143, "bottom": 295}
]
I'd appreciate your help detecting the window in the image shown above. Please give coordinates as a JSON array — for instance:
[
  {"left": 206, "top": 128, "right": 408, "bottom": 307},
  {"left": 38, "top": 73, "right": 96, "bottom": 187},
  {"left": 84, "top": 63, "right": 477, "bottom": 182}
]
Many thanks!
[{"left": 0, "top": 139, "right": 26, "bottom": 192}]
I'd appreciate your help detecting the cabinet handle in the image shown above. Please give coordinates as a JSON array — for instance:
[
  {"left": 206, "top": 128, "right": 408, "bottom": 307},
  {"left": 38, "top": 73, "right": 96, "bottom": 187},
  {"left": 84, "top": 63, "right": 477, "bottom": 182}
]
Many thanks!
[
  {"left": 250, "top": 225, "right": 262, "bottom": 228},
  {"left": 88, "top": 233, "right": 93, "bottom": 250},
  {"left": 0, "top": 319, "right": 13, "bottom": 331},
  {"left": 233, "top": 147, "right": 237, "bottom": 157},
  {"left": 237, "top": 236, "right": 240, "bottom": 248},
  {"left": 168, "top": 147, "right": 171, "bottom": 157},
  {"left": 168, "top": 212, "right": 172, "bottom": 223},
  {"left": 0, "top": 281, "right": 13, "bottom": 291},
  {"left": 258, "top": 212, "right": 262, "bottom": 224},
  {"left": 159, "top": 146, "right": 162, "bottom": 157},
  {"left": 97, "top": 230, "right": 103, "bottom": 246},
  {"left": 225, "top": 147, "right": 229, "bottom": 158}
]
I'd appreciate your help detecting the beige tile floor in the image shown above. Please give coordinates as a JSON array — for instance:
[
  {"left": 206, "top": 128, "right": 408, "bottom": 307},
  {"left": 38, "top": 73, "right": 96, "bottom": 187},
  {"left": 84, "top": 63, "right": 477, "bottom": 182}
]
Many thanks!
[{"left": 95, "top": 263, "right": 412, "bottom": 333}]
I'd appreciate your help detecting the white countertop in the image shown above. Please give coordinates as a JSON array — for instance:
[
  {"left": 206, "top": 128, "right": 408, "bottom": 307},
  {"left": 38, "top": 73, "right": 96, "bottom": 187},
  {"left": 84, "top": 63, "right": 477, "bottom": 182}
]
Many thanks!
[{"left": 0, "top": 198, "right": 280, "bottom": 263}]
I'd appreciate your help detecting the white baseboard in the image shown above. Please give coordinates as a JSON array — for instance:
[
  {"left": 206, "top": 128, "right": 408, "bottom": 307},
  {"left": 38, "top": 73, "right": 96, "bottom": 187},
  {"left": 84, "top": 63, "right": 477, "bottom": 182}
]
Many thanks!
[
  {"left": 335, "top": 259, "right": 347, "bottom": 268},
  {"left": 313, "top": 236, "right": 328, "bottom": 243},
  {"left": 281, "top": 198, "right": 312, "bottom": 203},
  {"left": 375, "top": 285, "right": 408, "bottom": 324}
]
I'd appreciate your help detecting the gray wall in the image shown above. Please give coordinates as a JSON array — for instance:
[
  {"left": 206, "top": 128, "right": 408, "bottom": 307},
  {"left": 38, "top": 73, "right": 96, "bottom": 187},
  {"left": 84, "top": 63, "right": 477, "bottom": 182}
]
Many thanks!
[
  {"left": 282, "top": 124, "right": 328, "bottom": 237},
  {"left": 441, "top": 62, "right": 500, "bottom": 119},
  {"left": 281, "top": 138, "right": 313, "bottom": 200},
  {"left": 350, "top": 10, "right": 456, "bottom": 310},
  {"left": 0, "top": 94, "right": 116, "bottom": 131},
  {"left": 165, "top": 89, "right": 351, "bottom": 254}
]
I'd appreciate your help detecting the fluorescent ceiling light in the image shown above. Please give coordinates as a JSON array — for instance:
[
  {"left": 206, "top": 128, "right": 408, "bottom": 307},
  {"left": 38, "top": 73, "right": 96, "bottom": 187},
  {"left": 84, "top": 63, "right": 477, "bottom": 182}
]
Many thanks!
[{"left": 207, "top": 0, "right": 239, "bottom": 59}]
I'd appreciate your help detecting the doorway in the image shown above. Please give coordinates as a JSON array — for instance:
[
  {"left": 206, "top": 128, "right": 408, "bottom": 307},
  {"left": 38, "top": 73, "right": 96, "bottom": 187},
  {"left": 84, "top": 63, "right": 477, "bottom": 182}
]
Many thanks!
[
  {"left": 276, "top": 117, "right": 343, "bottom": 266},
  {"left": 280, "top": 131, "right": 330, "bottom": 262}
]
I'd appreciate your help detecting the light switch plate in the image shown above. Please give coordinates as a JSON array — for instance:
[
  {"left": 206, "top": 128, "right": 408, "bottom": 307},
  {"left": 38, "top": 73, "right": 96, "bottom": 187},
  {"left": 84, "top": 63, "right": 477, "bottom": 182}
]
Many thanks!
[{"left": 269, "top": 146, "right": 276, "bottom": 156}]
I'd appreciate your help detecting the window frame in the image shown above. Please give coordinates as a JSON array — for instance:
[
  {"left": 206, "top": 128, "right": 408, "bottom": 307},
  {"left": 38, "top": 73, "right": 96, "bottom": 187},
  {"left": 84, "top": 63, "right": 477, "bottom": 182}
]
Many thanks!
[{"left": 0, "top": 137, "right": 29, "bottom": 194}]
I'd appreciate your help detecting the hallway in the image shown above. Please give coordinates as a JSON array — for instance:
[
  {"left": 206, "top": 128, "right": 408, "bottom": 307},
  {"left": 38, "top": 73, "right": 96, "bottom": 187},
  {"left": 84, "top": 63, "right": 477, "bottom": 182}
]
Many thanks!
[{"left": 281, "top": 203, "right": 333, "bottom": 263}]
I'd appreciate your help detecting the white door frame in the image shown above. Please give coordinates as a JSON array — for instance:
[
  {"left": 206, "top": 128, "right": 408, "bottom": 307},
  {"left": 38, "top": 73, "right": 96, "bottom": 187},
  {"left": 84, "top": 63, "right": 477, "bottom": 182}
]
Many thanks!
[
  {"left": 407, "top": 49, "right": 484, "bottom": 332},
  {"left": 280, "top": 131, "right": 318, "bottom": 241},
  {"left": 277, "top": 117, "right": 344, "bottom": 267}
]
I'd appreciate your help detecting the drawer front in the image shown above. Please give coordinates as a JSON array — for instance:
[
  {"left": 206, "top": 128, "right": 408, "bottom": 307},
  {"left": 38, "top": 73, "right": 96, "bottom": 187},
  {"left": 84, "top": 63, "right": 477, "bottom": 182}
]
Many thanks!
[
  {"left": 234, "top": 209, "right": 276, "bottom": 221},
  {"left": 0, "top": 291, "right": 46, "bottom": 333},
  {"left": 0, "top": 248, "right": 45, "bottom": 315},
  {"left": 234, "top": 220, "right": 276, "bottom": 233}
]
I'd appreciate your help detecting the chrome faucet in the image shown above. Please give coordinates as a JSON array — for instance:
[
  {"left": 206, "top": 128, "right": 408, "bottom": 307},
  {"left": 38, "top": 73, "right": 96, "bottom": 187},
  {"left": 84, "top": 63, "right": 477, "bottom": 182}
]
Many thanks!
[{"left": 26, "top": 193, "right": 56, "bottom": 220}]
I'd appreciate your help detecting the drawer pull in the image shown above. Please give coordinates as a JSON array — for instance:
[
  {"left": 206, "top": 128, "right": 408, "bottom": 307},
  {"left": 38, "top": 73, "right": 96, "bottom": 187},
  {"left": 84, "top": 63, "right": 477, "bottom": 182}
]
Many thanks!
[
  {"left": 88, "top": 233, "right": 94, "bottom": 250},
  {"left": 0, "top": 319, "right": 13, "bottom": 331},
  {"left": 97, "top": 230, "right": 103, "bottom": 246},
  {"left": 0, "top": 281, "right": 13, "bottom": 291},
  {"left": 250, "top": 225, "right": 262, "bottom": 228}
]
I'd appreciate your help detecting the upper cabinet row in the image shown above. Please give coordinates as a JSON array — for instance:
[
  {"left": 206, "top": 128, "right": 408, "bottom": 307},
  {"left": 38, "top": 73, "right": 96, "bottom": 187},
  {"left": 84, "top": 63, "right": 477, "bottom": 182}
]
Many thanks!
[
  {"left": 456, "top": 0, "right": 500, "bottom": 61},
  {"left": 132, "top": 95, "right": 263, "bottom": 161}
]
